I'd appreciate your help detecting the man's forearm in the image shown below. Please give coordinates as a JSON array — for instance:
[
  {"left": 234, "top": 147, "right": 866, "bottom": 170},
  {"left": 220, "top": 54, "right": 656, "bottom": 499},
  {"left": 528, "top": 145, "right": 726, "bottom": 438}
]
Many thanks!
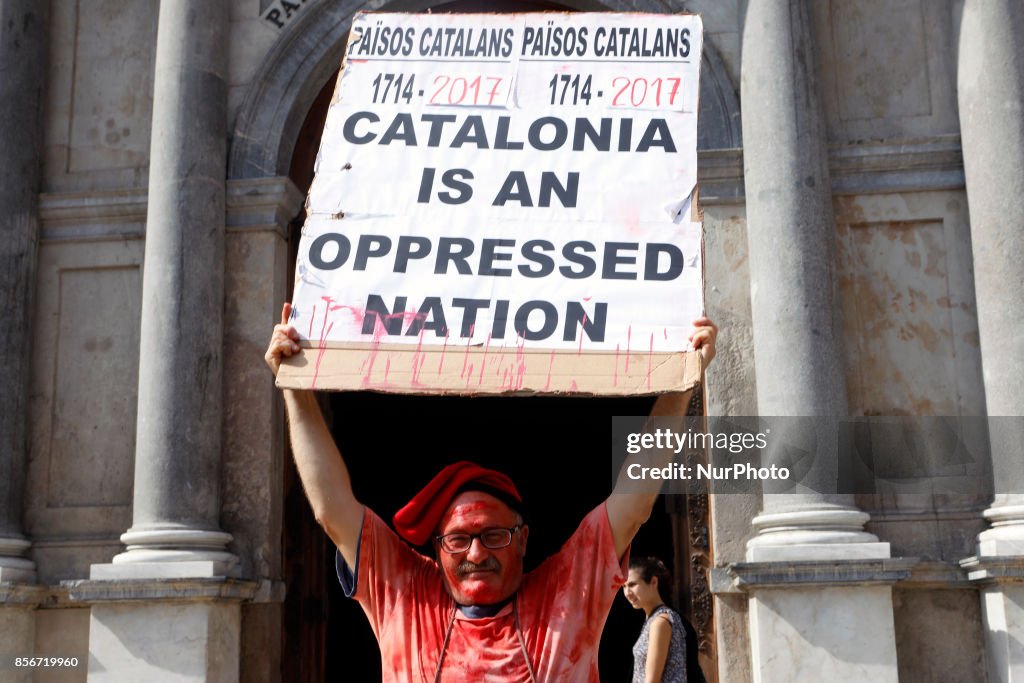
[
  {"left": 607, "top": 388, "right": 693, "bottom": 556},
  {"left": 284, "top": 389, "right": 363, "bottom": 566}
]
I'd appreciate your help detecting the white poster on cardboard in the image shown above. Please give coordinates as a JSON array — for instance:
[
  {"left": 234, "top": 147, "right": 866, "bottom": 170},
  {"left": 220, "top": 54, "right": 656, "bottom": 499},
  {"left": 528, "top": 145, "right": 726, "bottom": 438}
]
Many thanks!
[{"left": 293, "top": 12, "right": 704, "bottom": 361}]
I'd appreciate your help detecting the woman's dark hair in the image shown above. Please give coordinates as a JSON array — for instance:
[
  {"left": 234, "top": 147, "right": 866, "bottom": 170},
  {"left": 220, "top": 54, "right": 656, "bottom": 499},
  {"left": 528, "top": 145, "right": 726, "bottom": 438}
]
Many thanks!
[{"left": 629, "top": 556, "right": 672, "bottom": 602}]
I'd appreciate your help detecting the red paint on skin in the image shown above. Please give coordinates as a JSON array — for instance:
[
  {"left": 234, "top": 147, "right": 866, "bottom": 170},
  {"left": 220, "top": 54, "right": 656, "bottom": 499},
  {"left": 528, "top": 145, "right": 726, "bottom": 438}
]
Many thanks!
[
  {"left": 647, "top": 332, "right": 654, "bottom": 390},
  {"left": 441, "top": 500, "right": 505, "bottom": 526},
  {"left": 544, "top": 349, "right": 555, "bottom": 391},
  {"left": 437, "top": 494, "right": 524, "bottom": 606},
  {"left": 355, "top": 500, "right": 623, "bottom": 680}
]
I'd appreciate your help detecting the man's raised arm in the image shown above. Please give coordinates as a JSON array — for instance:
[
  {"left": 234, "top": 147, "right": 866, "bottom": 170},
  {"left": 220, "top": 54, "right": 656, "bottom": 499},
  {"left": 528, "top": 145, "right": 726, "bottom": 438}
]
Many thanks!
[
  {"left": 266, "top": 303, "right": 364, "bottom": 568},
  {"left": 606, "top": 317, "right": 717, "bottom": 558}
]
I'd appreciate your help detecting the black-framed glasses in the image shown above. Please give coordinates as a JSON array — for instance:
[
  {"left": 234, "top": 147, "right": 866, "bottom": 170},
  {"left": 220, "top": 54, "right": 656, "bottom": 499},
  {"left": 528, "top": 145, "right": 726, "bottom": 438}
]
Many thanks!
[{"left": 435, "top": 525, "right": 522, "bottom": 554}]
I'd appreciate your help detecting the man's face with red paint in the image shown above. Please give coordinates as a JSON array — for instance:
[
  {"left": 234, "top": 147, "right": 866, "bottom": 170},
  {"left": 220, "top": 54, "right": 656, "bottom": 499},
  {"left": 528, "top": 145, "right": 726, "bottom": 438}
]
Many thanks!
[{"left": 434, "top": 491, "right": 529, "bottom": 606}]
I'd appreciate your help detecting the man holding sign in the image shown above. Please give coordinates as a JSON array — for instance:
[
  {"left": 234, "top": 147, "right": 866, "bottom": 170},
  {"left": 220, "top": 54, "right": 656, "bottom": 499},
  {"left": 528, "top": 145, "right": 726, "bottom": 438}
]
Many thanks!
[
  {"left": 269, "top": 10, "right": 711, "bottom": 680},
  {"left": 265, "top": 305, "right": 716, "bottom": 681}
]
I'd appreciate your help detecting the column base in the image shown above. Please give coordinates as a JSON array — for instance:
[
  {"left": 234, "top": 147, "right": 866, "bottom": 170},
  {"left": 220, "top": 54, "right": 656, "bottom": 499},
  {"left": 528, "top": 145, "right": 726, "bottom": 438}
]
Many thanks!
[
  {"left": 0, "top": 536, "right": 36, "bottom": 583},
  {"left": 97, "top": 526, "right": 239, "bottom": 579},
  {"left": 746, "top": 508, "right": 890, "bottom": 561},
  {"left": 977, "top": 504, "right": 1024, "bottom": 557}
]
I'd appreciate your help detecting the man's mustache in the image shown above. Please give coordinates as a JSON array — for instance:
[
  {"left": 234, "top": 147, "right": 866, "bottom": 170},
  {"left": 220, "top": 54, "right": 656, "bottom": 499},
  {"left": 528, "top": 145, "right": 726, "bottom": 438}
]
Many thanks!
[{"left": 456, "top": 558, "right": 500, "bottom": 576}]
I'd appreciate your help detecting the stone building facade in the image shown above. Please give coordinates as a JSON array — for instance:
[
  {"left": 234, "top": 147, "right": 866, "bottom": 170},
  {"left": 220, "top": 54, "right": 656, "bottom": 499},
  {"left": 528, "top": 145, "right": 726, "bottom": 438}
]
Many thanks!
[{"left": 1, "top": 0, "right": 1022, "bottom": 681}]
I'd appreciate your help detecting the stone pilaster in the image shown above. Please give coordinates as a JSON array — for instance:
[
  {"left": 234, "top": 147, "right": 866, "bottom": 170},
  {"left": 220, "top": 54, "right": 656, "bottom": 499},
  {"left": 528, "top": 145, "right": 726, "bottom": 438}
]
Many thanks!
[
  {"left": 69, "top": 579, "right": 257, "bottom": 683},
  {"left": 741, "top": 0, "right": 885, "bottom": 561},
  {"left": 80, "top": 3, "right": 244, "bottom": 680},
  {"left": 957, "top": 0, "right": 1024, "bottom": 552},
  {"left": 729, "top": 560, "right": 914, "bottom": 683},
  {"left": 0, "top": 0, "right": 47, "bottom": 586},
  {"left": 957, "top": 1, "right": 1024, "bottom": 680},
  {"left": 97, "top": 0, "right": 237, "bottom": 578},
  {"left": 739, "top": 3, "right": 898, "bottom": 680}
]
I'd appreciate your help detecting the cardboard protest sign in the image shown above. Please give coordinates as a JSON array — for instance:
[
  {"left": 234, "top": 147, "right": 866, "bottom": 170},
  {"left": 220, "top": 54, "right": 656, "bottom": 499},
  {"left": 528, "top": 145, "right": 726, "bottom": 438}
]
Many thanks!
[{"left": 277, "top": 12, "right": 705, "bottom": 395}]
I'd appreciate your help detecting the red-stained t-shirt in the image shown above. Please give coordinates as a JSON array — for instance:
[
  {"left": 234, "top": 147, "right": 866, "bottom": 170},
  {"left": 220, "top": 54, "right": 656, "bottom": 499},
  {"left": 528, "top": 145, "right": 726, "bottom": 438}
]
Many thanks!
[{"left": 337, "top": 501, "right": 628, "bottom": 682}]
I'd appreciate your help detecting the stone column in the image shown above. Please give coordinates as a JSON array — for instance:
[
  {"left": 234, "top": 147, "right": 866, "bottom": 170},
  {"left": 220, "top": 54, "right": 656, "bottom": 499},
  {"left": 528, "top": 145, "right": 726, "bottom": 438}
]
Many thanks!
[
  {"left": 737, "top": 2, "right": 898, "bottom": 680},
  {"left": 957, "top": 1, "right": 1024, "bottom": 680},
  {"left": 741, "top": 0, "right": 884, "bottom": 561},
  {"left": 0, "top": 0, "right": 47, "bottom": 586},
  {"left": 95, "top": 0, "right": 237, "bottom": 578},
  {"left": 958, "top": 0, "right": 1024, "bottom": 550},
  {"left": 83, "top": 2, "right": 244, "bottom": 679}
]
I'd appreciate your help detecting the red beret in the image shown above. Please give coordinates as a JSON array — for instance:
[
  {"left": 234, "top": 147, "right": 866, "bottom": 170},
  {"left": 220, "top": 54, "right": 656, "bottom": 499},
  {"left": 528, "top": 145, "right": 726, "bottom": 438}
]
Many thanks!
[{"left": 393, "top": 461, "right": 522, "bottom": 546}]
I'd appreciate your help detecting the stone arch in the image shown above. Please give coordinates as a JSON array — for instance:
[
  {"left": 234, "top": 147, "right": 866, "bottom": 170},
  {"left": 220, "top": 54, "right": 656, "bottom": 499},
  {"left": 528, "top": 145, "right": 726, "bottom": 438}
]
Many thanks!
[{"left": 228, "top": 0, "right": 741, "bottom": 179}]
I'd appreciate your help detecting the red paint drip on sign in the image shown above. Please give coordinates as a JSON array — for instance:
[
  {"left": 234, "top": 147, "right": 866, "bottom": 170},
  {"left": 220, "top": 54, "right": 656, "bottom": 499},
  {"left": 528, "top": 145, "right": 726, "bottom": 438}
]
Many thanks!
[
  {"left": 437, "top": 331, "right": 449, "bottom": 375},
  {"left": 577, "top": 313, "right": 588, "bottom": 355},
  {"left": 647, "top": 333, "right": 654, "bottom": 390},
  {"left": 514, "top": 331, "right": 527, "bottom": 390},
  {"left": 613, "top": 344, "right": 620, "bottom": 387},
  {"left": 361, "top": 315, "right": 387, "bottom": 387},
  {"left": 478, "top": 334, "right": 492, "bottom": 385},
  {"left": 311, "top": 321, "right": 335, "bottom": 390},
  {"left": 460, "top": 324, "right": 474, "bottom": 378},
  {"left": 625, "top": 325, "right": 632, "bottom": 372},
  {"left": 411, "top": 327, "right": 425, "bottom": 386},
  {"left": 544, "top": 349, "right": 555, "bottom": 391}
]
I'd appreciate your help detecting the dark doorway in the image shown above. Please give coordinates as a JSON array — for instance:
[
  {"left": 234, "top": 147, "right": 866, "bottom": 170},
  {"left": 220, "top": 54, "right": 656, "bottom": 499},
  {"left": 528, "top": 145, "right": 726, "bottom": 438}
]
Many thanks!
[{"left": 324, "top": 392, "right": 675, "bottom": 681}]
